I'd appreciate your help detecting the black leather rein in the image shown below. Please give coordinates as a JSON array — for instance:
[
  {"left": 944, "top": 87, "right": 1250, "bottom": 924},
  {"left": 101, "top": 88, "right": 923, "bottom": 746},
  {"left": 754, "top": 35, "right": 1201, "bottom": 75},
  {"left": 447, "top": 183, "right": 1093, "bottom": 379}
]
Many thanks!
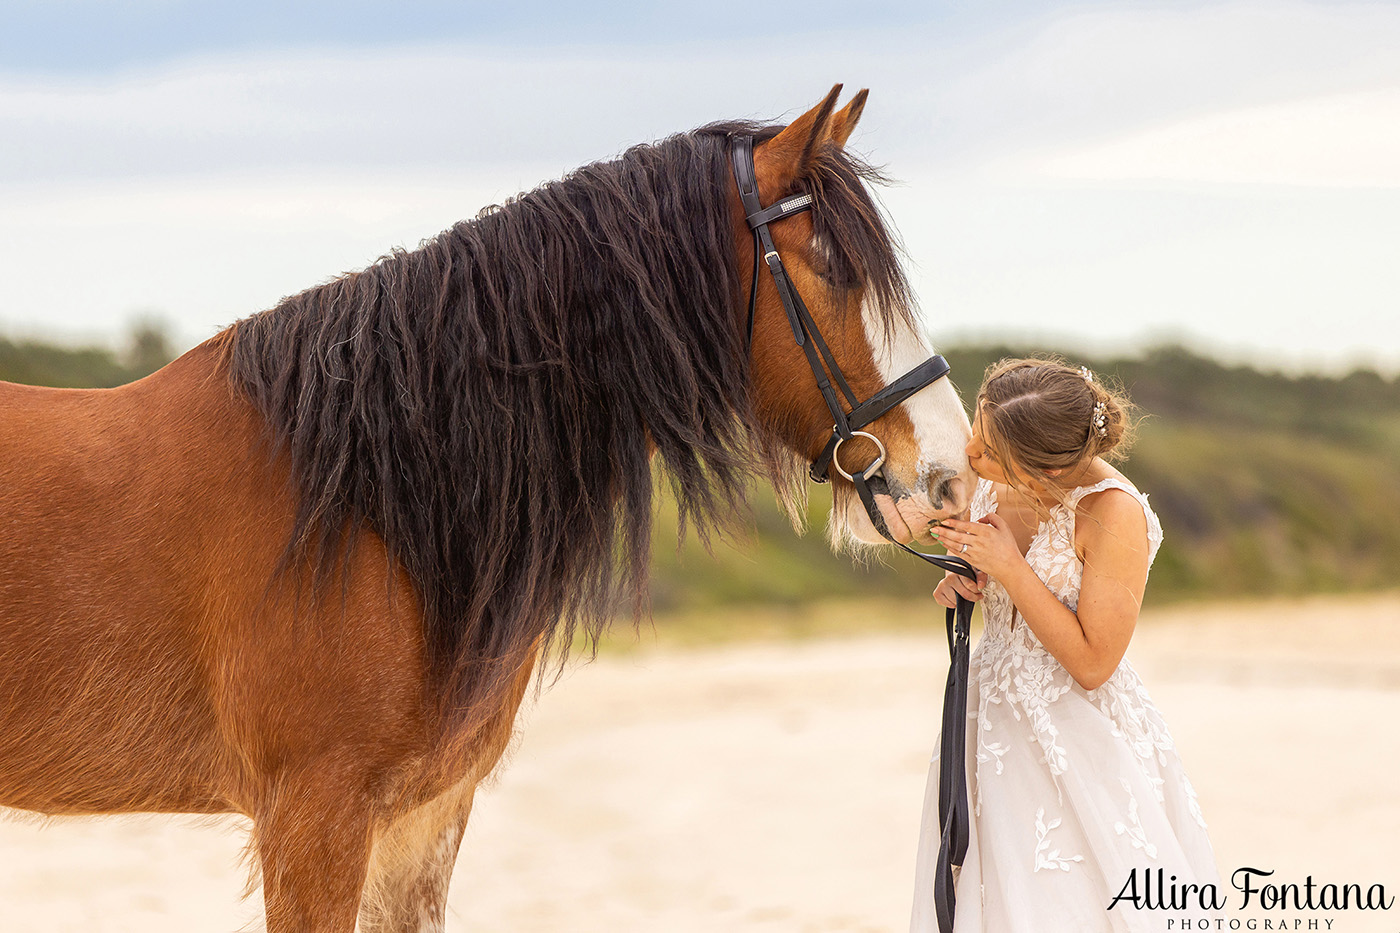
[{"left": 731, "top": 134, "right": 974, "bottom": 933}]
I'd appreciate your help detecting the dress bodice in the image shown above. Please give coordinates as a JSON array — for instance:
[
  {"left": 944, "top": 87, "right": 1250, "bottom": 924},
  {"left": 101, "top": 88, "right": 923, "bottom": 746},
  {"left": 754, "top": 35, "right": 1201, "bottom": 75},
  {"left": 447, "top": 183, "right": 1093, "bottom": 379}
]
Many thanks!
[
  {"left": 962, "top": 475, "right": 1187, "bottom": 801},
  {"left": 969, "top": 476, "right": 1164, "bottom": 655}
]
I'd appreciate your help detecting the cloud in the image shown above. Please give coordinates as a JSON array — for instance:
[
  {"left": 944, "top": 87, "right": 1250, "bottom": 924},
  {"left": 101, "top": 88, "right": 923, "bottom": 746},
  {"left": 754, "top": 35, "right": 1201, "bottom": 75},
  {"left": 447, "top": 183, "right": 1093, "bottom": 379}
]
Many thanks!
[
  {"left": 1023, "top": 88, "right": 1400, "bottom": 188},
  {"left": 0, "top": 172, "right": 535, "bottom": 345},
  {"left": 0, "top": 0, "right": 947, "bottom": 74},
  {"left": 4, "top": 1, "right": 1400, "bottom": 182},
  {"left": 2, "top": 1, "right": 1398, "bottom": 371}
]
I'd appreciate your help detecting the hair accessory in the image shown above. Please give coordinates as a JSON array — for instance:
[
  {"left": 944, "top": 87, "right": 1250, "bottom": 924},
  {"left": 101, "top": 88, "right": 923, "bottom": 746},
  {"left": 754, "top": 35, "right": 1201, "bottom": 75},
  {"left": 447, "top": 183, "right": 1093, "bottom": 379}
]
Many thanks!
[
  {"left": 1079, "top": 366, "right": 1093, "bottom": 383},
  {"left": 1091, "top": 400, "right": 1108, "bottom": 437}
]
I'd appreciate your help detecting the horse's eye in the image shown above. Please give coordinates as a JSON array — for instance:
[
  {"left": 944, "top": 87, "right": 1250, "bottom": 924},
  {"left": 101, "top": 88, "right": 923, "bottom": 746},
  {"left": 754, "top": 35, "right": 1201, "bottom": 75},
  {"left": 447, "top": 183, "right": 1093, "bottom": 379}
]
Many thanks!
[{"left": 810, "top": 245, "right": 859, "bottom": 290}]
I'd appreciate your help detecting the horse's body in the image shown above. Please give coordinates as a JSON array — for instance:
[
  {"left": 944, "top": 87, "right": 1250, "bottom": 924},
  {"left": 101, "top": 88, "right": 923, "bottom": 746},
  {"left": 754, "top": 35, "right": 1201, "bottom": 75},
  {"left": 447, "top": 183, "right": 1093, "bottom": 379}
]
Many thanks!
[
  {"left": 1, "top": 344, "right": 516, "bottom": 927},
  {"left": 0, "top": 88, "right": 973, "bottom": 930}
]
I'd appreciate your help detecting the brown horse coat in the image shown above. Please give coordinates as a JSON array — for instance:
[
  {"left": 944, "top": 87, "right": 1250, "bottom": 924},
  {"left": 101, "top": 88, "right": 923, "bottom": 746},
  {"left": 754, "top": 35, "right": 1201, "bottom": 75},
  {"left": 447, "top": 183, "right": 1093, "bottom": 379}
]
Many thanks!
[{"left": 0, "top": 87, "right": 972, "bottom": 932}]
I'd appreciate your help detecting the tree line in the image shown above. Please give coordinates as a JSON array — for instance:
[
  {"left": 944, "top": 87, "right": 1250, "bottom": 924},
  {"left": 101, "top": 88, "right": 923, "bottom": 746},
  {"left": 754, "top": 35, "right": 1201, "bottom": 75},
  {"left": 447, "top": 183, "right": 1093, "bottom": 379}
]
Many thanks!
[{"left": 3, "top": 328, "right": 1394, "bottom": 607}]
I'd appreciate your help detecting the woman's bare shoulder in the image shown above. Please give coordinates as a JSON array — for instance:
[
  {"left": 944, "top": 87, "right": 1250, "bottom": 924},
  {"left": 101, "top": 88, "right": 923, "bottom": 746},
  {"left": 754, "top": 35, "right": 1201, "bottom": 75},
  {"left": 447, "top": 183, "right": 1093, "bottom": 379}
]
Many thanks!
[{"left": 1073, "top": 478, "right": 1149, "bottom": 562}]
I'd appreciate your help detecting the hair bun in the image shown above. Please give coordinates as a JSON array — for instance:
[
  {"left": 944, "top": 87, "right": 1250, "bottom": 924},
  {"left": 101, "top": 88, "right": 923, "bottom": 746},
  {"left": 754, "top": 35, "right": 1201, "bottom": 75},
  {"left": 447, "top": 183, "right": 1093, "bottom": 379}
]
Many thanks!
[{"left": 978, "top": 357, "right": 1137, "bottom": 478}]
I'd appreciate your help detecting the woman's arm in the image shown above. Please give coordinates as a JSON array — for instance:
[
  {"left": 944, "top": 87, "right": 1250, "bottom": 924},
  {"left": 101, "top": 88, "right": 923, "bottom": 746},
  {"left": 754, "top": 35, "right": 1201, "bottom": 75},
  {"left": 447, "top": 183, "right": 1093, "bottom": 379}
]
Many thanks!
[{"left": 932, "top": 488, "right": 1150, "bottom": 690}]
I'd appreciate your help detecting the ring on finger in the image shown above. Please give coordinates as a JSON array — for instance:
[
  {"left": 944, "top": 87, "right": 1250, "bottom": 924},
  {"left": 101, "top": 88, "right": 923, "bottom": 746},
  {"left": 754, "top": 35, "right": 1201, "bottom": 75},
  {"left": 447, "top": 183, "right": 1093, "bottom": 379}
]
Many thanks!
[{"left": 960, "top": 543, "right": 969, "bottom": 553}]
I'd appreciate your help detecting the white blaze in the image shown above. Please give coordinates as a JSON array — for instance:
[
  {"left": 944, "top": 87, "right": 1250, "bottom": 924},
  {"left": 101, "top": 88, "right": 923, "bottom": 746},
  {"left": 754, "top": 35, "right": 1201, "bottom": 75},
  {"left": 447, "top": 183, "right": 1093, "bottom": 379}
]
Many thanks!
[{"left": 862, "top": 305, "right": 972, "bottom": 495}]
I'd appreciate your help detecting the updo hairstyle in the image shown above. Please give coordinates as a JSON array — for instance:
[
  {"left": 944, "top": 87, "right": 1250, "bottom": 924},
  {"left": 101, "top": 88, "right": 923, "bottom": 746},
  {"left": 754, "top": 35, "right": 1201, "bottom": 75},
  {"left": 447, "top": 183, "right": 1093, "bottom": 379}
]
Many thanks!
[{"left": 975, "top": 357, "right": 1136, "bottom": 496}]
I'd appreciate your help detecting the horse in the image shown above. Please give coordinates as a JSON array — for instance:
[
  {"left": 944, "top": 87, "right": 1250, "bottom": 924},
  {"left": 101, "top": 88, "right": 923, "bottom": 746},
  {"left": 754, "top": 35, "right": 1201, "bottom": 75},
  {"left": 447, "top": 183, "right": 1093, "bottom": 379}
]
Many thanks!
[{"left": 0, "top": 86, "right": 973, "bottom": 931}]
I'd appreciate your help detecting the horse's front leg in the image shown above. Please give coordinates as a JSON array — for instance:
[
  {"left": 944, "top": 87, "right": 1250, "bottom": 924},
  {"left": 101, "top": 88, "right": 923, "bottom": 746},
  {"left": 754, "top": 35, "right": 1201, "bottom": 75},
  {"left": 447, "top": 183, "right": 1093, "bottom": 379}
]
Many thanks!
[
  {"left": 358, "top": 781, "right": 477, "bottom": 933},
  {"left": 253, "top": 767, "right": 377, "bottom": 933}
]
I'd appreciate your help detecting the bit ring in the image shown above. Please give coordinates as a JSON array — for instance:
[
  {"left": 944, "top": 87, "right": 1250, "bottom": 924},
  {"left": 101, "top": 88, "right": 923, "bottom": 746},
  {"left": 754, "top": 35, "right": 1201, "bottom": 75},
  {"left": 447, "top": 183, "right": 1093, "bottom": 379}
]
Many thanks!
[{"left": 830, "top": 430, "right": 887, "bottom": 482}]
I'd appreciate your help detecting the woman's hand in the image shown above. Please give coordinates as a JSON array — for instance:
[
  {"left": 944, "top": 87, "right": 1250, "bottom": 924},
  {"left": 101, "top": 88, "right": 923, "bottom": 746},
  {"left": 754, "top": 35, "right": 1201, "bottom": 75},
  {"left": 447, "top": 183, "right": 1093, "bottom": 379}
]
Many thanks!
[
  {"left": 931, "top": 513, "right": 1026, "bottom": 580},
  {"left": 932, "top": 567, "right": 989, "bottom": 609}
]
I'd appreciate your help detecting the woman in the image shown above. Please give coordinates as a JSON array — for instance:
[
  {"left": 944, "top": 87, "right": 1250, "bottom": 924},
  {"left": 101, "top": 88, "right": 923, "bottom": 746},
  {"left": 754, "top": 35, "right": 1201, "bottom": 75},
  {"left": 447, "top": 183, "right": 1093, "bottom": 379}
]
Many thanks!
[{"left": 910, "top": 358, "right": 1222, "bottom": 932}]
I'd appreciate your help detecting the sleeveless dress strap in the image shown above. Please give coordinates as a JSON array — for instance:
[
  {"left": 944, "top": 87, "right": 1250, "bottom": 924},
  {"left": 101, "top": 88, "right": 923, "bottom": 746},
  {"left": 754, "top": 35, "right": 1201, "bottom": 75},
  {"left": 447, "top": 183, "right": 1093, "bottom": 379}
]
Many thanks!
[{"left": 1067, "top": 478, "right": 1165, "bottom": 565}]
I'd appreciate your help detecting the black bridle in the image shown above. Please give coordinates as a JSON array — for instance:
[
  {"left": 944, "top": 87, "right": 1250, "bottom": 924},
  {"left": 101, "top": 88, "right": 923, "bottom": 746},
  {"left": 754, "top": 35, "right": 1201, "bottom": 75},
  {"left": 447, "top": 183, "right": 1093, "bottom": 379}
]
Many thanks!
[{"left": 732, "top": 134, "right": 973, "bottom": 933}]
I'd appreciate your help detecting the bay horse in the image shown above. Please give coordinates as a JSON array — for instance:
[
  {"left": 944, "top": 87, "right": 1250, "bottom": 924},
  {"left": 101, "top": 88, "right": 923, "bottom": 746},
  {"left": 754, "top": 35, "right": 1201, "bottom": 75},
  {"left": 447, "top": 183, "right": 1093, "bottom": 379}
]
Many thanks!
[{"left": 0, "top": 86, "right": 973, "bottom": 931}]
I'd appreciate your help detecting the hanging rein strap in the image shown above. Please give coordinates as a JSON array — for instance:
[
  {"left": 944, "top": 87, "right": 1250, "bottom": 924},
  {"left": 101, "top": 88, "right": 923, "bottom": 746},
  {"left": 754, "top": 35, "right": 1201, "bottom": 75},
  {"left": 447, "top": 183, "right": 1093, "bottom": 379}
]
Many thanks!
[
  {"left": 933, "top": 561, "right": 974, "bottom": 933},
  {"left": 731, "top": 133, "right": 973, "bottom": 933},
  {"left": 849, "top": 466, "right": 974, "bottom": 933}
]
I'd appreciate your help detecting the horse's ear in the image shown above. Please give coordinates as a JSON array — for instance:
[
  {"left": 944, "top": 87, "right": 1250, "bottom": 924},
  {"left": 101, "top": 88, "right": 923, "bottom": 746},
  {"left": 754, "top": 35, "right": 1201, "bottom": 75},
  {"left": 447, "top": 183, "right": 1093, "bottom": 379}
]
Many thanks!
[
  {"left": 829, "top": 88, "right": 869, "bottom": 148},
  {"left": 755, "top": 84, "right": 843, "bottom": 201}
]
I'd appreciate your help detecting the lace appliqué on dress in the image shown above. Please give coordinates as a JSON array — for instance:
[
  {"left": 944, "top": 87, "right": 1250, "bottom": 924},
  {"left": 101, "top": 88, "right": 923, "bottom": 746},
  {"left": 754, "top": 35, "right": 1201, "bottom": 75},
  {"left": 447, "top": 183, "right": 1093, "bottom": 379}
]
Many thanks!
[
  {"left": 1033, "top": 807, "right": 1086, "bottom": 872},
  {"left": 967, "top": 477, "right": 1189, "bottom": 844},
  {"left": 1113, "top": 778, "right": 1160, "bottom": 859}
]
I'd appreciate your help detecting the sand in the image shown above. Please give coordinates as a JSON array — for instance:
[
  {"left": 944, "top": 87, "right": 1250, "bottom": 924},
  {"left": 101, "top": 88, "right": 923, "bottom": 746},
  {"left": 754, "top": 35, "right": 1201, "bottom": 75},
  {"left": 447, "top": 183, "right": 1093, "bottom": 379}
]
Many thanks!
[{"left": 2, "top": 593, "right": 1397, "bottom": 932}]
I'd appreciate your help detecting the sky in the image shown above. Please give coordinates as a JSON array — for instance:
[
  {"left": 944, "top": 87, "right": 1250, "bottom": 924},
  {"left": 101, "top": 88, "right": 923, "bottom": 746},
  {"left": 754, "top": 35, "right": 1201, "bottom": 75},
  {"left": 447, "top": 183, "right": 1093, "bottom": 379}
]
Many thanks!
[{"left": 1, "top": 0, "right": 1397, "bottom": 374}]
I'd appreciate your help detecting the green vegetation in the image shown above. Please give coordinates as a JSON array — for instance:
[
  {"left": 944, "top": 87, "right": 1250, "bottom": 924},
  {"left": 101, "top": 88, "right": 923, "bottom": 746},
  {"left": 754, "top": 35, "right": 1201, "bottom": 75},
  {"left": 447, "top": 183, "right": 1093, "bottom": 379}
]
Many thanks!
[
  {"left": 642, "top": 343, "right": 1400, "bottom": 627},
  {"left": 946, "top": 345, "right": 1400, "bottom": 601},
  {"left": 0, "top": 321, "right": 174, "bottom": 388},
  {"left": 5, "top": 331, "right": 1395, "bottom": 637}
]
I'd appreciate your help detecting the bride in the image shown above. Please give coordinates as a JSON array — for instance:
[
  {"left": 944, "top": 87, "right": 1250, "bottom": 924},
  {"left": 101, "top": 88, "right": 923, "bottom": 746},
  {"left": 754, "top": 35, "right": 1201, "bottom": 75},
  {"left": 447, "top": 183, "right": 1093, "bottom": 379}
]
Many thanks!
[{"left": 910, "top": 358, "right": 1222, "bottom": 932}]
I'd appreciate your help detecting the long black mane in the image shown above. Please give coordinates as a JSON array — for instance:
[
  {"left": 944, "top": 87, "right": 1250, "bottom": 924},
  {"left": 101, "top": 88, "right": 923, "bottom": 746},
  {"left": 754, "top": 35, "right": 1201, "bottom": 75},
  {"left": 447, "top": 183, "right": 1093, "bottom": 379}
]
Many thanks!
[{"left": 225, "top": 119, "right": 913, "bottom": 734}]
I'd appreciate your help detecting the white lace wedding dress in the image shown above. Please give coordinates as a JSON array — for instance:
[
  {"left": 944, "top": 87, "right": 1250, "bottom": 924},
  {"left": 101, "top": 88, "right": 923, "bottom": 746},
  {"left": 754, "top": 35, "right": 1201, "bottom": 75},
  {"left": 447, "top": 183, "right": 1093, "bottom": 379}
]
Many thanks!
[{"left": 910, "top": 477, "right": 1222, "bottom": 932}]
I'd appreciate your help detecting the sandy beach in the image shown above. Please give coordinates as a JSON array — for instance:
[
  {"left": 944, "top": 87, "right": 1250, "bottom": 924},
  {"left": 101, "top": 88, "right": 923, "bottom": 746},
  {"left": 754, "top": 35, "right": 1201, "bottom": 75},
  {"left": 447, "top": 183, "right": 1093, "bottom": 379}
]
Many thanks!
[{"left": 2, "top": 593, "right": 1397, "bottom": 932}]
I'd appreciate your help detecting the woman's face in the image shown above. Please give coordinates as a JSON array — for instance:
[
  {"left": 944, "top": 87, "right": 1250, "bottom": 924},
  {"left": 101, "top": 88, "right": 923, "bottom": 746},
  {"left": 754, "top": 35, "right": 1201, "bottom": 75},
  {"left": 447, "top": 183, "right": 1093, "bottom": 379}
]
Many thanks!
[
  {"left": 967, "top": 403, "right": 1065, "bottom": 503},
  {"left": 965, "top": 405, "right": 1011, "bottom": 485}
]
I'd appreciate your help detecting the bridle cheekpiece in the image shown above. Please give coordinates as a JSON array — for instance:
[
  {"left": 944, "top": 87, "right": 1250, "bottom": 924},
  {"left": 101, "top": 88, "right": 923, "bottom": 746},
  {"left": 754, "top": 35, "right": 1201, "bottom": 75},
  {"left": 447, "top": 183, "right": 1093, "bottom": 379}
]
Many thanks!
[
  {"left": 729, "top": 134, "right": 957, "bottom": 526},
  {"left": 731, "top": 132, "right": 976, "bottom": 933}
]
